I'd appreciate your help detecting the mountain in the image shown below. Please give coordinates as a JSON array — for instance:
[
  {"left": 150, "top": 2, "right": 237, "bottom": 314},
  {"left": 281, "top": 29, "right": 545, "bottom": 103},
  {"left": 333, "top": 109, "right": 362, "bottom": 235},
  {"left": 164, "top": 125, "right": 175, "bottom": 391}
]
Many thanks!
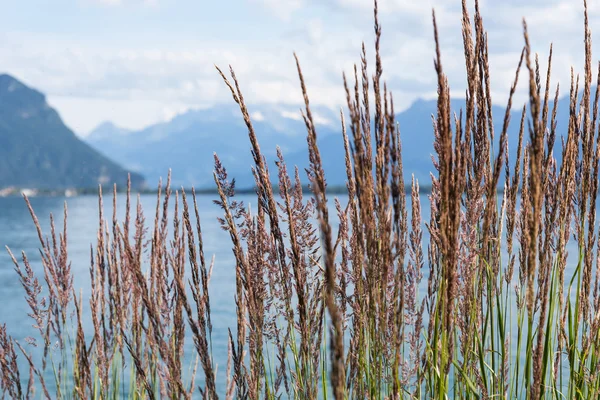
[
  {"left": 87, "top": 121, "right": 132, "bottom": 141},
  {"left": 0, "top": 74, "right": 145, "bottom": 189},
  {"left": 86, "top": 104, "right": 340, "bottom": 188},
  {"left": 281, "top": 98, "right": 531, "bottom": 187},
  {"left": 85, "top": 94, "right": 573, "bottom": 190}
]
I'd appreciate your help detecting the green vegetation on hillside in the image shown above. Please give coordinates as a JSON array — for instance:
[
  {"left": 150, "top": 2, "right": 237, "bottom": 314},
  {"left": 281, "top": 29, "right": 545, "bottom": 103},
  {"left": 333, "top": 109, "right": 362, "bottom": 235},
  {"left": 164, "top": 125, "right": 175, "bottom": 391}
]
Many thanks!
[{"left": 0, "top": 74, "right": 145, "bottom": 189}]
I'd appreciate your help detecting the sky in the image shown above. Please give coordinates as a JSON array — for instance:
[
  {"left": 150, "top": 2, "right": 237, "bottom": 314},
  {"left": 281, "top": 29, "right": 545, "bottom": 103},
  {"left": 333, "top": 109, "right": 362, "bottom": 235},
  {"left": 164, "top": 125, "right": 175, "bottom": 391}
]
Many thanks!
[{"left": 0, "top": 0, "right": 597, "bottom": 136}]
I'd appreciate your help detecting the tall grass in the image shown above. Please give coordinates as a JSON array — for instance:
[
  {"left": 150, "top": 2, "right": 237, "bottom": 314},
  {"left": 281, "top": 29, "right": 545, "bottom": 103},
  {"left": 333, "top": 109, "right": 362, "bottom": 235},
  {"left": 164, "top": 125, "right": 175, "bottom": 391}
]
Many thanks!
[{"left": 2, "top": 0, "right": 600, "bottom": 398}]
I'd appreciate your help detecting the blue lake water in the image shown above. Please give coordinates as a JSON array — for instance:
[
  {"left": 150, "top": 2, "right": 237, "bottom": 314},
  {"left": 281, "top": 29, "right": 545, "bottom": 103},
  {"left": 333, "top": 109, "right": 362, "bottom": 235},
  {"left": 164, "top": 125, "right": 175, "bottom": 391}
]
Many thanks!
[
  {"left": 0, "top": 194, "right": 242, "bottom": 394},
  {"left": 0, "top": 193, "right": 363, "bottom": 396},
  {"left": 0, "top": 192, "right": 585, "bottom": 397}
]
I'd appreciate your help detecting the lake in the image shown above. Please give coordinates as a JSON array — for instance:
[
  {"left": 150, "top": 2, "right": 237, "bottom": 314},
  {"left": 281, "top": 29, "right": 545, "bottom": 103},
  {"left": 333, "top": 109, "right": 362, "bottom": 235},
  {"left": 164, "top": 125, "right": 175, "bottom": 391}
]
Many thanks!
[
  {"left": 0, "top": 193, "right": 366, "bottom": 395},
  {"left": 0, "top": 192, "right": 584, "bottom": 397}
]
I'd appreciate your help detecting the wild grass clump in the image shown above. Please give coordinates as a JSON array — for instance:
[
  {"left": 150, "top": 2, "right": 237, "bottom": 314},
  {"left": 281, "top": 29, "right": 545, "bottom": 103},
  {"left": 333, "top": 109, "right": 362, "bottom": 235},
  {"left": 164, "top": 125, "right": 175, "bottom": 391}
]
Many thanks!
[{"left": 3, "top": 0, "right": 600, "bottom": 398}]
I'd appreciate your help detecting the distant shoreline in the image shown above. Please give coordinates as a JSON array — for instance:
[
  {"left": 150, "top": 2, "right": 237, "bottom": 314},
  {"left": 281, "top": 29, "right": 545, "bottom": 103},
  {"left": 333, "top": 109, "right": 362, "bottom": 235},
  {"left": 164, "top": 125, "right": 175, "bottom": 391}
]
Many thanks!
[{"left": 0, "top": 184, "right": 437, "bottom": 197}]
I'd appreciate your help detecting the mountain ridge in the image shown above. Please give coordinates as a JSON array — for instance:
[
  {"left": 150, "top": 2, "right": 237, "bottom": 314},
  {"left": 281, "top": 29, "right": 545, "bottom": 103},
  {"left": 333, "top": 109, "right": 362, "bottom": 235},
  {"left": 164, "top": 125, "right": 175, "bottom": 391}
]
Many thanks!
[
  {"left": 84, "top": 84, "right": 583, "bottom": 190},
  {"left": 84, "top": 98, "right": 535, "bottom": 189},
  {"left": 0, "top": 74, "right": 146, "bottom": 190}
]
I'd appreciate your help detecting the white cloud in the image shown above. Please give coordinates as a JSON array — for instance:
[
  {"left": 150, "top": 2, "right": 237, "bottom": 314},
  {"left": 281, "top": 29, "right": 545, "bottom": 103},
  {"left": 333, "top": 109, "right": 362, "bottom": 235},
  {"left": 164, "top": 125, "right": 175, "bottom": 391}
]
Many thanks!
[
  {"left": 312, "top": 112, "right": 333, "bottom": 126},
  {"left": 161, "top": 105, "right": 192, "bottom": 122},
  {"left": 46, "top": 95, "right": 200, "bottom": 135},
  {"left": 254, "top": 0, "right": 304, "bottom": 21},
  {"left": 4, "top": 0, "right": 600, "bottom": 136},
  {"left": 251, "top": 111, "right": 265, "bottom": 121},
  {"left": 0, "top": 28, "right": 352, "bottom": 134},
  {"left": 278, "top": 109, "right": 333, "bottom": 126},
  {"left": 281, "top": 110, "right": 302, "bottom": 121},
  {"left": 306, "top": 18, "right": 323, "bottom": 43},
  {"left": 89, "top": 0, "right": 157, "bottom": 5}
]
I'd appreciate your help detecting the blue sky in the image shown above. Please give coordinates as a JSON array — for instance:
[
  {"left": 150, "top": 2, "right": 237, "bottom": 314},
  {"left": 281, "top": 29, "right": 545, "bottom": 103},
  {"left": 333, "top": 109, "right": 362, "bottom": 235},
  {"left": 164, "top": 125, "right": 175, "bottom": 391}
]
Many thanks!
[{"left": 0, "top": 0, "right": 596, "bottom": 135}]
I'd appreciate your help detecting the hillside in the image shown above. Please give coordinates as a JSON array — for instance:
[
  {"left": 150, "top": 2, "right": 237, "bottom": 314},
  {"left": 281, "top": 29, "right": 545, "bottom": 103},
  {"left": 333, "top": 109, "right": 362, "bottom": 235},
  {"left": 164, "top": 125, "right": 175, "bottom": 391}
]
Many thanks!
[
  {"left": 0, "top": 74, "right": 145, "bottom": 189},
  {"left": 87, "top": 97, "right": 550, "bottom": 189},
  {"left": 86, "top": 104, "right": 339, "bottom": 188}
]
